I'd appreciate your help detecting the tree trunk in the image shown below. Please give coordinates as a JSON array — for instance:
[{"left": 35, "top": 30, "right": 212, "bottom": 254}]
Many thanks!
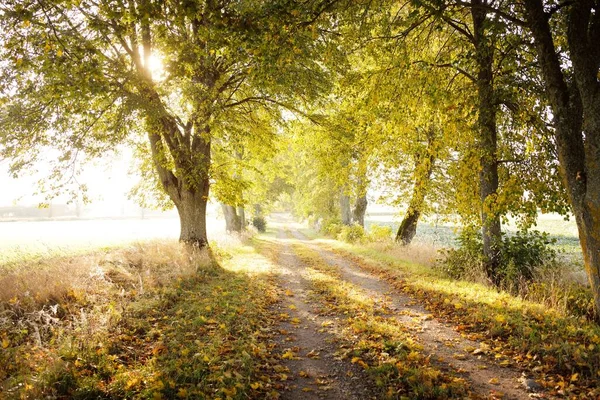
[
  {"left": 146, "top": 121, "right": 212, "bottom": 247},
  {"left": 523, "top": 0, "right": 600, "bottom": 317},
  {"left": 352, "top": 195, "right": 368, "bottom": 227},
  {"left": 396, "top": 209, "right": 420, "bottom": 245},
  {"left": 177, "top": 188, "right": 209, "bottom": 245},
  {"left": 395, "top": 130, "right": 436, "bottom": 245},
  {"left": 340, "top": 194, "right": 352, "bottom": 225},
  {"left": 238, "top": 206, "right": 246, "bottom": 229},
  {"left": 222, "top": 204, "right": 242, "bottom": 233},
  {"left": 472, "top": 3, "right": 502, "bottom": 283}
]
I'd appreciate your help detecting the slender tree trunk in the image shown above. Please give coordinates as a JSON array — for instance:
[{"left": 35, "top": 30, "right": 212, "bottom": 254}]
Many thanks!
[
  {"left": 472, "top": 3, "right": 501, "bottom": 283},
  {"left": 352, "top": 195, "right": 368, "bottom": 227},
  {"left": 396, "top": 209, "right": 420, "bottom": 245},
  {"left": 396, "top": 131, "right": 436, "bottom": 245},
  {"left": 222, "top": 204, "right": 242, "bottom": 233},
  {"left": 524, "top": 0, "right": 600, "bottom": 316},
  {"left": 238, "top": 206, "right": 246, "bottom": 229},
  {"left": 340, "top": 193, "right": 352, "bottom": 225}
]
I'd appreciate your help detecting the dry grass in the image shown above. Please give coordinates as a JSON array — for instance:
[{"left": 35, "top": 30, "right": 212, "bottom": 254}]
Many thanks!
[
  {"left": 0, "top": 240, "right": 211, "bottom": 307},
  {"left": 0, "top": 240, "right": 214, "bottom": 368},
  {"left": 366, "top": 241, "right": 439, "bottom": 268}
]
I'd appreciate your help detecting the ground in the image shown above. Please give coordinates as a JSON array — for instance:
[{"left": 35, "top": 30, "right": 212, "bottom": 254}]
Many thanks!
[
  {"left": 261, "top": 216, "right": 534, "bottom": 399},
  {"left": 2, "top": 213, "right": 599, "bottom": 399}
]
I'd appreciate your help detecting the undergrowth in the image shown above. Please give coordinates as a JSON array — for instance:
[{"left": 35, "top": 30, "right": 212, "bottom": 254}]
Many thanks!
[{"left": 0, "top": 240, "right": 281, "bottom": 399}]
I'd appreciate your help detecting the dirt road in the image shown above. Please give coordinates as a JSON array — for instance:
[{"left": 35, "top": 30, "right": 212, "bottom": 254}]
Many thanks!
[{"left": 262, "top": 218, "right": 539, "bottom": 399}]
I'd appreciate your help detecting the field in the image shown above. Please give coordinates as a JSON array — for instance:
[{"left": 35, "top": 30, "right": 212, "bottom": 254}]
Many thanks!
[
  {"left": 365, "top": 212, "right": 583, "bottom": 265},
  {"left": 0, "top": 216, "right": 224, "bottom": 267}
]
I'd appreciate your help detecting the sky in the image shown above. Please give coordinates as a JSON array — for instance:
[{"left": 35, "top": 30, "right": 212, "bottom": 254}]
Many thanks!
[{"left": 0, "top": 149, "right": 144, "bottom": 216}]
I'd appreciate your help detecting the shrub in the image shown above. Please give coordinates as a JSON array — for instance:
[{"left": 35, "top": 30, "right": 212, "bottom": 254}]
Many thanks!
[
  {"left": 368, "top": 224, "right": 393, "bottom": 242},
  {"left": 498, "top": 230, "right": 557, "bottom": 287},
  {"left": 436, "top": 228, "right": 558, "bottom": 290},
  {"left": 321, "top": 218, "right": 342, "bottom": 237},
  {"left": 436, "top": 227, "right": 484, "bottom": 280},
  {"left": 338, "top": 224, "right": 366, "bottom": 244},
  {"left": 252, "top": 216, "right": 267, "bottom": 233}
]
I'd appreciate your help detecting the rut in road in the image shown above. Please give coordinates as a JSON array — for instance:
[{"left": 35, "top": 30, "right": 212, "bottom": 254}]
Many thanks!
[
  {"left": 286, "top": 227, "right": 539, "bottom": 400},
  {"left": 269, "top": 229, "right": 375, "bottom": 400}
]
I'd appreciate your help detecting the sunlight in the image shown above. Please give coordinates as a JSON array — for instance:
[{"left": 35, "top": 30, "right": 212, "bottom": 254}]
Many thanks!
[{"left": 146, "top": 53, "right": 165, "bottom": 81}]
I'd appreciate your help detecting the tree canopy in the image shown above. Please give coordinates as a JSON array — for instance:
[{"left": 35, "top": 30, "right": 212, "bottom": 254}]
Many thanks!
[{"left": 2, "top": 0, "right": 600, "bottom": 316}]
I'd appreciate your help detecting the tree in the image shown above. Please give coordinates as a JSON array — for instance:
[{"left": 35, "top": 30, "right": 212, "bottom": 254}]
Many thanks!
[
  {"left": 0, "top": 0, "right": 337, "bottom": 246},
  {"left": 521, "top": 0, "right": 600, "bottom": 316}
]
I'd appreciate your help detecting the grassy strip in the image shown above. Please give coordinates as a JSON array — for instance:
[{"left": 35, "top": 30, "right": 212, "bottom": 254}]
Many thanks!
[
  {"left": 289, "top": 243, "right": 471, "bottom": 399},
  {"left": 312, "top": 237, "right": 600, "bottom": 399},
  {"left": 1, "top": 240, "right": 282, "bottom": 400}
]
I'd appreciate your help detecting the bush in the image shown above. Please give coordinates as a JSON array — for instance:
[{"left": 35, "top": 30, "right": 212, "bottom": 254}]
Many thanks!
[
  {"left": 338, "top": 224, "right": 366, "bottom": 244},
  {"left": 499, "top": 230, "right": 557, "bottom": 286},
  {"left": 437, "top": 228, "right": 558, "bottom": 290},
  {"left": 436, "top": 227, "right": 484, "bottom": 280},
  {"left": 321, "top": 218, "right": 342, "bottom": 237},
  {"left": 368, "top": 224, "right": 393, "bottom": 242},
  {"left": 252, "top": 216, "right": 267, "bottom": 233}
]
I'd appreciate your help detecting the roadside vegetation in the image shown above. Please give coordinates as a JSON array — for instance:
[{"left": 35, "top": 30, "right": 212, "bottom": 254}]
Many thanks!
[
  {"left": 308, "top": 224, "right": 600, "bottom": 398},
  {"left": 0, "top": 237, "right": 283, "bottom": 399}
]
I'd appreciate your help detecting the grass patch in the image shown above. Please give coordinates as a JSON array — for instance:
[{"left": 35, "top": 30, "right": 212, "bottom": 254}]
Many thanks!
[
  {"left": 312, "top": 237, "right": 600, "bottom": 398},
  {"left": 0, "top": 239, "right": 283, "bottom": 399}
]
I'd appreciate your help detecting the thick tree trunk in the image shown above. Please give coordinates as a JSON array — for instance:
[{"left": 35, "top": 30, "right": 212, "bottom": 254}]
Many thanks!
[
  {"left": 472, "top": 3, "right": 501, "bottom": 283},
  {"left": 396, "top": 131, "right": 435, "bottom": 245},
  {"left": 177, "top": 189, "right": 209, "bottom": 245},
  {"left": 340, "top": 194, "right": 352, "bottom": 225},
  {"left": 222, "top": 204, "right": 242, "bottom": 233},
  {"left": 524, "top": 0, "right": 600, "bottom": 316},
  {"left": 146, "top": 121, "right": 212, "bottom": 247},
  {"left": 352, "top": 195, "right": 368, "bottom": 227}
]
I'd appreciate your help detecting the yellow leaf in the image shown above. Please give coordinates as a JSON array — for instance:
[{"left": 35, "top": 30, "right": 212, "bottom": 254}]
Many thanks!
[
  {"left": 205, "top": 306, "right": 211, "bottom": 312},
  {"left": 291, "top": 317, "right": 300, "bottom": 324},
  {"left": 351, "top": 356, "right": 361, "bottom": 364},
  {"left": 489, "top": 378, "right": 500, "bottom": 385},
  {"left": 288, "top": 304, "right": 297, "bottom": 310},
  {"left": 285, "top": 289, "right": 293, "bottom": 296},
  {"left": 571, "top": 373, "right": 579, "bottom": 382},
  {"left": 282, "top": 350, "right": 295, "bottom": 360},
  {"left": 177, "top": 388, "right": 188, "bottom": 398},
  {"left": 222, "top": 387, "right": 237, "bottom": 396},
  {"left": 203, "top": 355, "right": 210, "bottom": 362},
  {"left": 299, "top": 370, "right": 309, "bottom": 378},
  {"left": 2, "top": 338, "right": 10, "bottom": 349},
  {"left": 250, "top": 382, "right": 261, "bottom": 390}
]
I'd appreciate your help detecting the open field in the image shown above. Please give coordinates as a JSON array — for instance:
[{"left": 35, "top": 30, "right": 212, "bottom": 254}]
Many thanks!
[
  {"left": 365, "top": 212, "right": 583, "bottom": 265},
  {"left": 0, "top": 216, "right": 225, "bottom": 267}
]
